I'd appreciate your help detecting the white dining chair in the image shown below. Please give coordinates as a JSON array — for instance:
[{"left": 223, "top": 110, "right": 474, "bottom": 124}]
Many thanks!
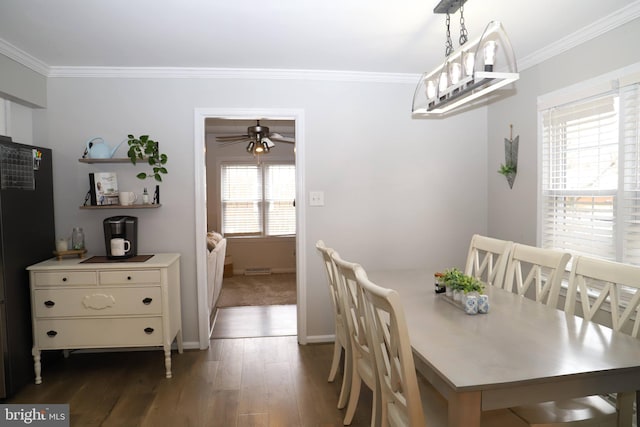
[
  {"left": 503, "top": 243, "right": 571, "bottom": 309},
  {"left": 510, "top": 255, "right": 640, "bottom": 427},
  {"left": 464, "top": 234, "right": 513, "bottom": 289},
  {"left": 316, "top": 240, "right": 352, "bottom": 409},
  {"left": 332, "top": 251, "right": 381, "bottom": 426},
  {"left": 357, "top": 267, "right": 529, "bottom": 427}
]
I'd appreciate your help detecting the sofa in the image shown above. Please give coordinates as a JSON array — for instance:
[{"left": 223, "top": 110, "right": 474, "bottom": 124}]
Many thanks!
[{"left": 207, "top": 232, "right": 227, "bottom": 315}]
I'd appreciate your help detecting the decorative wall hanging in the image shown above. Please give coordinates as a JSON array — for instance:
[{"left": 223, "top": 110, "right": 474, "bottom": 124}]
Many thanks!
[{"left": 498, "top": 124, "right": 518, "bottom": 189}]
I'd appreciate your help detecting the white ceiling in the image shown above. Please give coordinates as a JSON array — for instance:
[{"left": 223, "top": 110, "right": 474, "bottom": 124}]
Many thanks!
[
  {"left": 0, "top": 0, "right": 638, "bottom": 74},
  {"left": 1, "top": 1, "right": 638, "bottom": 137}
]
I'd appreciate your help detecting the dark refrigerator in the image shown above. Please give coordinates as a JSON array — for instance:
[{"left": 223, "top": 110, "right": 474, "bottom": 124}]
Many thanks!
[{"left": 0, "top": 135, "right": 55, "bottom": 399}]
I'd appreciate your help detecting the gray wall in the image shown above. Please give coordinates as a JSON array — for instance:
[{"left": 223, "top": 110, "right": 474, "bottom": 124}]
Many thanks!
[
  {"left": 0, "top": 54, "right": 46, "bottom": 108},
  {"left": 25, "top": 75, "right": 488, "bottom": 345},
  {"left": 487, "top": 17, "right": 640, "bottom": 245}
]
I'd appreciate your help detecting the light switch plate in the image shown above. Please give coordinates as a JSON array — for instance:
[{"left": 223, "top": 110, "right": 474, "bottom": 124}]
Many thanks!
[{"left": 309, "top": 191, "right": 325, "bottom": 206}]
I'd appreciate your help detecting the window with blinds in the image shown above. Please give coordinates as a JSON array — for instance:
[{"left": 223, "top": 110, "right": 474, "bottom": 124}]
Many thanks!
[
  {"left": 540, "top": 83, "right": 640, "bottom": 266},
  {"left": 221, "top": 162, "right": 296, "bottom": 237}
]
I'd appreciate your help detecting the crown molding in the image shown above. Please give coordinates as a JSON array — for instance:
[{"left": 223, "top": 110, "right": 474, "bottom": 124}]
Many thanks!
[
  {"left": 46, "top": 66, "right": 419, "bottom": 84},
  {"left": 0, "top": 38, "right": 49, "bottom": 76},
  {"left": 518, "top": 1, "right": 640, "bottom": 71}
]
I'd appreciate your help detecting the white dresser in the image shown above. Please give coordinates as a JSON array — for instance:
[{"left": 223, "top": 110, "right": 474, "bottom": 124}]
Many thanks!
[{"left": 27, "top": 253, "right": 183, "bottom": 384}]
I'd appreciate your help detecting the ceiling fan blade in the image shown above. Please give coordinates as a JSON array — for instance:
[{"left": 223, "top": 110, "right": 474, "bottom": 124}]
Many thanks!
[
  {"left": 269, "top": 133, "right": 295, "bottom": 144},
  {"left": 216, "top": 134, "right": 250, "bottom": 141},
  {"left": 218, "top": 139, "right": 250, "bottom": 147}
]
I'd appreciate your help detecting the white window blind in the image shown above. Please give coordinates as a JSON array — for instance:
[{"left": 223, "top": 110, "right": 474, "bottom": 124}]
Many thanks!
[
  {"left": 265, "top": 164, "right": 296, "bottom": 236},
  {"left": 221, "top": 162, "right": 295, "bottom": 237},
  {"left": 541, "top": 83, "right": 640, "bottom": 266}
]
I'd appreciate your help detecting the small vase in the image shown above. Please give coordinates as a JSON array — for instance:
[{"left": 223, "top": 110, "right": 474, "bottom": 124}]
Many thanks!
[
  {"left": 478, "top": 294, "right": 490, "bottom": 314},
  {"left": 463, "top": 294, "right": 478, "bottom": 315}
]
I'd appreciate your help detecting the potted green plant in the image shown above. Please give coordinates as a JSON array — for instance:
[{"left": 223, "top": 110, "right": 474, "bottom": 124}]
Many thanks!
[
  {"left": 127, "top": 134, "right": 168, "bottom": 181},
  {"left": 440, "top": 268, "right": 465, "bottom": 300},
  {"left": 460, "top": 274, "right": 485, "bottom": 295}
]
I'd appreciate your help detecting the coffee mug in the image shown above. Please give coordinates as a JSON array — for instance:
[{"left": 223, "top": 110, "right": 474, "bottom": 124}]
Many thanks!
[
  {"left": 119, "top": 191, "right": 137, "bottom": 206},
  {"left": 110, "top": 238, "right": 131, "bottom": 256}
]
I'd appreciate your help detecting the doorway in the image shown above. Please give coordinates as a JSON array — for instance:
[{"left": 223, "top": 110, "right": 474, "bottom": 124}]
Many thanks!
[{"left": 193, "top": 108, "right": 307, "bottom": 349}]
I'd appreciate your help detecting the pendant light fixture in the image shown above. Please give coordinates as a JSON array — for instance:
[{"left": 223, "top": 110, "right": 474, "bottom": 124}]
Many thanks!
[{"left": 412, "top": 0, "right": 519, "bottom": 116}]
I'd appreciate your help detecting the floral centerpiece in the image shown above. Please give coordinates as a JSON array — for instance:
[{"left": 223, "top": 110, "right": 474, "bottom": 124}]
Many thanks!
[
  {"left": 435, "top": 268, "right": 484, "bottom": 295},
  {"left": 434, "top": 268, "right": 488, "bottom": 314}
]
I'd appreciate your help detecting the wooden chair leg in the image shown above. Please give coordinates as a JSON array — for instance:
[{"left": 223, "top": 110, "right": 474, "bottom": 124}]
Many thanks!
[
  {"left": 343, "top": 366, "right": 362, "bottom": 425},
  {"left": 328, "top": 339, "right": 342, "bottom": 382},
  {"left": 337, "top": 344, "right": 352, "bottom": 409}
]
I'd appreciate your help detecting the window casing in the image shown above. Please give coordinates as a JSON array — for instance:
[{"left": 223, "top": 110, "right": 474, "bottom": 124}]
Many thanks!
[{"left": 221, "top": 162, "right": 296, "bottom": 237}]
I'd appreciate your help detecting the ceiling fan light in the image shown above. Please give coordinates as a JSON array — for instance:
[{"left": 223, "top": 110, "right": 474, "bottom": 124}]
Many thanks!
[
  {"left": 246, "top": 141, "right": 255, "bottom": 153},
  {"left": 263, "top": 137, "right": 275, "bottom": 149}
]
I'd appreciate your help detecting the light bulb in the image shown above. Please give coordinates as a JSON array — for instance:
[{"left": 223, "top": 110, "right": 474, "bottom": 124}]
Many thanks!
[
  {"left": 483, "top": 41, "right": 497, "bottom": 71},
  {"left": 426, "top": 80, "right": 436, "bottom": 99},
  {"left": 438, "top": 72, "right": 448, "bottom": 94},
  {"left": 449, "top": 62, "right": 461, "bottom": 85},
  {"left": 255, "top": 144, "right": 264, "bottom": 153},
  {"left": 464, "top": 51, "right": 475, "bottom": 76}
]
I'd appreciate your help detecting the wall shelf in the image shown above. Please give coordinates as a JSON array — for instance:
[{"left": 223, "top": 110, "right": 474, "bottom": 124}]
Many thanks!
[
  {"left": 78, "top": 158, "right": 134, "bottom": 164},
  {"left": 80, "top": 204, "right": 161, "bottom": 210}
]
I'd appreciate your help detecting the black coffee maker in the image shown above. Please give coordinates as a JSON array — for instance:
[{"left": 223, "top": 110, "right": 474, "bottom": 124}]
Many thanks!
[{"left": 103, "top": 216, "right": 138, "bottom": 259}]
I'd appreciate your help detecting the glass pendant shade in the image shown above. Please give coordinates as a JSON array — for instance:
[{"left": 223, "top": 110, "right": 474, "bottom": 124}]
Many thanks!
[{"left": 412, "top": 21, "right": 519, "bottom": 116}]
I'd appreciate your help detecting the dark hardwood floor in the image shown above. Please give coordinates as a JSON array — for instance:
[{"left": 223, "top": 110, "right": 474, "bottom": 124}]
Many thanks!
[
  {"left": 211, "top": 305, "right": 297, "bottom": 339},
  {"left": 6, "top": 336, "right": 374, "bottom": 426}
]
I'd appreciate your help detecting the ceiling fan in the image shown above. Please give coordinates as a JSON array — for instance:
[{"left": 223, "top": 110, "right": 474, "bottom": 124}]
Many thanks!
[{"left": 216, "top": 120, "right": 295, "bottom": 154}]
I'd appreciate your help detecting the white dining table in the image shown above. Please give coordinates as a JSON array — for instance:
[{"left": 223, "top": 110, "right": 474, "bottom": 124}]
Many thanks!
[{"left": 368, "top": 268, "right": 640, "bottom": 427}]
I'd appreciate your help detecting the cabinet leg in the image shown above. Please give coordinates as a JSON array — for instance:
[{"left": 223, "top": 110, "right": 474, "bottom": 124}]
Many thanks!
[
  {"left": 164, "top": 346, "right": 172, "bottom": 378},
  {"left": 32, "top": 347, "right": 42, "bottom": 385}
]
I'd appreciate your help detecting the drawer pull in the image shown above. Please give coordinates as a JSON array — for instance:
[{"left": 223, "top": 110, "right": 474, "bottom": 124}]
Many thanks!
[
  {"left": 127, "top": 276, "right": 132, "bottom": 280},
  {"left": 144, "top": 327, "right": 154, "bottom": 334},
  {"left": 44, "top": 300, "right": 55, "bottom": 307},
  {"left": 142, "top": 297, "right": 153, "bottom": 305},
  {"left": 62, "top": 277, "right": 67, "bottom": 282},
  {"left": 46, "top": 330, "right": 58, "bottom": 337}
]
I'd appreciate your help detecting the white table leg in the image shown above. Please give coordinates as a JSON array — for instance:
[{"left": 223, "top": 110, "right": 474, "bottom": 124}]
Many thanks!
[
  {"left": 448, "top": 391, "right": 481, "bottom": 427},
  {"left": 32, "top": 347, "right": 42, "bottom": 385}
]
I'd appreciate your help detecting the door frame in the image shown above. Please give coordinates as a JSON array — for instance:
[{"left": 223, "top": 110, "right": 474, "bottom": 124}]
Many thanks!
[{"left": 193, "top": 108, "right": 307, "bottom": 349}]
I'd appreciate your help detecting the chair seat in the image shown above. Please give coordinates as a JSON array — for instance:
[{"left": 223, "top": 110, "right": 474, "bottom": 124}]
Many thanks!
[{"left": 509, "top": 396, "right": 617, "bottom": 427}]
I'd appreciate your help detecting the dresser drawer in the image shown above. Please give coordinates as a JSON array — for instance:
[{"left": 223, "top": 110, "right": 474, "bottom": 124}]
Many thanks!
[
  {"left": 32, "top": 271, "right": 97, "bottom": 286},
  {"left": 33, "top": 287, "right": 162, "bottom": 317},
  {"left": 35, "top": 317, "right": 164, "bottom": 349},
  {"left": 99, "top": 270, "right": 161, "bottom": 285}
]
